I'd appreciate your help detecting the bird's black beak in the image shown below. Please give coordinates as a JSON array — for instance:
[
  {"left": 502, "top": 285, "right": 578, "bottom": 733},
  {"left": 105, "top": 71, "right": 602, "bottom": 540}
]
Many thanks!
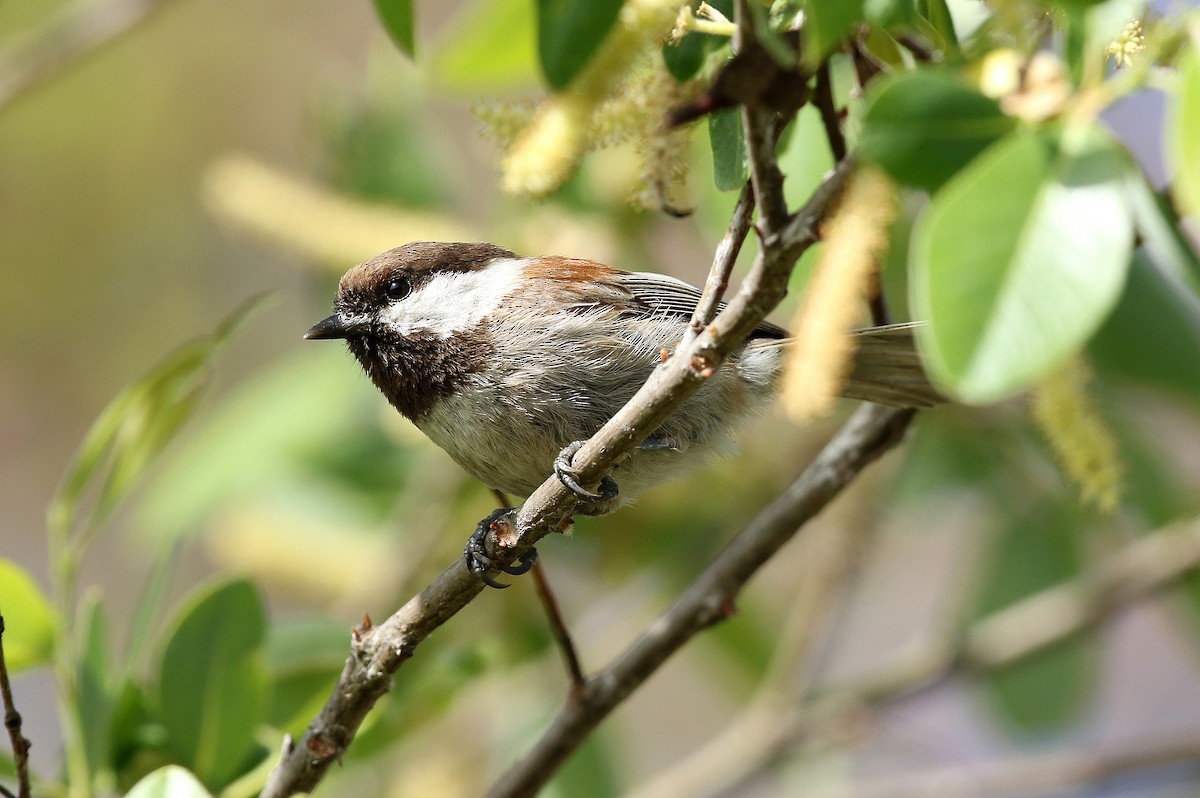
[{"left": 305, "top": 313, "right": 361, "bottom": 340}]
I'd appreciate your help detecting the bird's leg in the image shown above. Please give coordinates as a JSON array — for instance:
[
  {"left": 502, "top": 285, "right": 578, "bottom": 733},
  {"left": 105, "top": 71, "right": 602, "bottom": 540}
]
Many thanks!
[
  {"left": 553, "top": 440, "right": 620, "bottom": 503},
  {"left": 464, "top": 507, "right": 538, "bottom": 589}
]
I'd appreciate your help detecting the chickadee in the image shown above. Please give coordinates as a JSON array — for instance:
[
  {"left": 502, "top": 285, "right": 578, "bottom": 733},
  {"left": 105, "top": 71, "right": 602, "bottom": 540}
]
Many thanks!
[{"left": 307, "top": 241, "right": 941, "bottom": 585}]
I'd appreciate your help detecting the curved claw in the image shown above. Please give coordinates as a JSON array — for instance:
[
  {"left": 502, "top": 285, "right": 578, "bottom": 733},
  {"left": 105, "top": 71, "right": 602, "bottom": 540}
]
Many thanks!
[
  {"left": 463, "top": 508, "right": 538, "bottom": 589},
  {"left": 554, "top": 440, "right": 619, "bottom": 503}
]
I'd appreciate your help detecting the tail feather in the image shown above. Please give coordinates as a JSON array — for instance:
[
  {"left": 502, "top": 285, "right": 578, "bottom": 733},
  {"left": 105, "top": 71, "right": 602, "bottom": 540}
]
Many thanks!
[
  {"left": 845, "top": 323, "right": 945, "bottom": 408},
  {"left": 750, "top": 322, "right": 946, "bottom": 409}
]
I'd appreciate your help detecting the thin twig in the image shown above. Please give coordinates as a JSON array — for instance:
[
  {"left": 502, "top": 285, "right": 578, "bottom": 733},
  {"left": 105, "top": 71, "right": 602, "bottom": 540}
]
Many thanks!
[
  {"left": 485, "top": 405, "right": 916, "bottom": 798},
  {"left": 811, "top": 59, "right": 889, "bottom": 327},
  {"left": 681, "top": 181, "right": 756, "bottom": 347},
  {"left": 813, "top": 62, "right": 847, "bottom": 163},
  {"left": 895, "top": 33, "right": 936, "bottom": 63},
  {"left": 841, "top": 37, "right": 898, "bottom": 329},
  {"left": 262, "top": 150, "right": 850, "bottom": 798},
  {"left": 0, "top": 0, "right": 178, "bottom": 113},
  {"left": 490, "top": 488, "right": 586, "bottom": 692},
  {"left": 260, "top": 144, "right": 850, "bottom": 798},
  {"left": 848, "top": 35, "right": 886, "bottom": 90},
  {"left": 867, "top": 287, "right": 891, "bottom": 327},
  {"left": 963, "top": 515, "right": 1200, "bottom": 669},
  {"left": 263, "top": 6, "right": 850, "bottom": 792},
  {"left": 0, "top": 616, "right": 32, "bottom": 798},
  {"left": 676, "top": 517, "right": 1200, "bottom": 796},
  {"left": 530, "top": 564, "right": 586, "bottom": 695},
  {"left": 811, "top": 734, "right": 1200, "bottom": 798}
]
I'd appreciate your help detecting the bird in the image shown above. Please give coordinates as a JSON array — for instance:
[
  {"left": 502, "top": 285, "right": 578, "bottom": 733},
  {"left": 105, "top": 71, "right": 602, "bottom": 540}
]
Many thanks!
[{"left": 306, "top": 241, "right": 942, "bottom": 585}]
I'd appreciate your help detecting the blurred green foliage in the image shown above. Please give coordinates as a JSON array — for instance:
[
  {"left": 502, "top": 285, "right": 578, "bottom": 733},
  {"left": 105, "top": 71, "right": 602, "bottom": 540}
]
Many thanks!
[{"left": 4, "top": 0, "right": 1200, "bottom": 797}]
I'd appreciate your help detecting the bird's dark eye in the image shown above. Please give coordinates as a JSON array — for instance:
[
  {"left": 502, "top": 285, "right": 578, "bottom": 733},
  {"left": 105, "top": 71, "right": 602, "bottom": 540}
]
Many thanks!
[{"left": 383, "top": 276, "right": 411, "bottom": 301}]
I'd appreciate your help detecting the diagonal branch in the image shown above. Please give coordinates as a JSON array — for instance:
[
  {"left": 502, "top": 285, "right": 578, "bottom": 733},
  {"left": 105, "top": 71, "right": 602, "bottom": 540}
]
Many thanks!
[
  {"left": 485, "top": 403, "right": 916, "bottom": 798},
  {"left": 263, "top": 7, "right": 855, "bottom": 795},
  {"left": 681, "top": 180, "right": 755, "bottom": 347},
  {"left": 635, "top": 517, "right": 1200, "bottom": 798},
  {"left": 0, "top": 0, "right": 179, "bottom": 113},
  {"left": 261, "top": 154, "right": 854, "bottom": 798}
]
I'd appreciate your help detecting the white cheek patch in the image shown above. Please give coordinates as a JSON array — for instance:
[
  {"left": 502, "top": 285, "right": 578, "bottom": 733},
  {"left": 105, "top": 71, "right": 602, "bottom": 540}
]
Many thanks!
[{"left": 378, "top": 257, "right": 526, "bottom": 338}]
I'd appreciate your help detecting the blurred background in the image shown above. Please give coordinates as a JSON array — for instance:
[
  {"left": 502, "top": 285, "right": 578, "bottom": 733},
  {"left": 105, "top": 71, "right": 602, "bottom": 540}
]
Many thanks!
[{"left": 3, "top": 0, "right": 1200, "bottom": 796}]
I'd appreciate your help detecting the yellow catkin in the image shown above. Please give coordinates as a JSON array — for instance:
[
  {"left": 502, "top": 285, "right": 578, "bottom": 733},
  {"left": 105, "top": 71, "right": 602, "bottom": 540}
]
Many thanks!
[
  {"left": 501, "top": 96, "right": 591, "bottom": 196},
  {"left": 779, "top": 168, "right": 897, "bottom": 421},
  {"left": 500, "top": 0, "right": 683, "bottom": 197},
  {"left": 473, "top": 99, "right": 539, "bottom": 146},
  {"left": 203, "top": 155, "right": 474, "bottom": 267},
  {"left": 627, "top": 58, "right": 702, "bottom": 213},
  {"left": 1030, "top": 359, "right": 1124, "bottom": 513}
]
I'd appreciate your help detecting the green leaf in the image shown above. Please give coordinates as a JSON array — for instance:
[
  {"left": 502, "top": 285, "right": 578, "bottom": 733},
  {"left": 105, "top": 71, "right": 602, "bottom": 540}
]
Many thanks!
[
  {"left": 890, "top": 412, "right": 1011, "bottom": 505},
  {"left": 372, "top": 0, "right": 415, "bottom": 57},
  {"left": 536, "top": 0, "right": 625, "bottom": 90},
  {"left": 1170, "top": 45, "right": 1200, "bottom": 226},
  {"left": 1089, "top": 250, "right": 1200, "bottom": 404},
  {"left": 49, "top": 298, "right": 262, "bottom": 545},
  {"left": 1050, "top": 0, "right": 1111, "bottom": 10},
  {"left": 779, "top": 106, "right": 837, "bottom": 207},
  {"left": 803, "top": 0, "right": 867, "bottom": 64},
  {"left": 973, "top": 503, "right": 1094, "bottom": 731},
  {"left": 431, "top": 0, "right": 538, "bottom": 92},
  {"left": 709, "top": 107, "right": 748, "bottom": 191},
  {"left": 126, "top": 765, "right": 213, "bottom": 798},
  {"left": 859, "top": 69, "right": 1016, "bottom": 192},
  {"left": 912, "top": 129, "right": 1134, "bottom": 403},
  {"left": 156, "top": 578, "right": 267, "bottom": 791},
  {"left": 124, "top": 543, "right": 179, "bottom": 677},
  {"left": 0, "top": 559, "right": 56, "bottom": 671},
  {"left": 264, "top": 619, "right": 349, "bottom": 734},
  {"left": 865, "top": 0, "right": 918, "bottom": 29},
  {"left": 77, "top": 590, "right": 115, "bottom": 780},
  {"left": 916, "top": 0, "right": 958, "bottom": 48},
  {"left": 136, "top": 348, "right": 375, "bottom": 538}
]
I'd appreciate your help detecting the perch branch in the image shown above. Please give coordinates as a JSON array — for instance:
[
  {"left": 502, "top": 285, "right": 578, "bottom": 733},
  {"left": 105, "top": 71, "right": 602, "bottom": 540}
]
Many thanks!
[
  {"left": 260, "top": 136, "right": 849, "bottom": 798},
  {"left": 486, "top": 404, "right": 915, "bottom": 798},
  {"left": 262, "top": 152, "right": 852, "bottom": 797},
  {"left": 263, "top": 4, "right": 853, "bottom": 792}
]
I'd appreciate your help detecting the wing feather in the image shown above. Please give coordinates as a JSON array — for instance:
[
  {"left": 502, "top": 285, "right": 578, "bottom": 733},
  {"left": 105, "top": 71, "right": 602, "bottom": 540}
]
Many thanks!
[{"left": 615, "top": 272, "right": 789, "bottom": 340}]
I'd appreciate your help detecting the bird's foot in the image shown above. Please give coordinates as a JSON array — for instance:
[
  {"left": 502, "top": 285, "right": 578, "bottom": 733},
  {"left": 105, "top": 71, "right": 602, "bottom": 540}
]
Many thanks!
[
  {"left": 554, "top": 440, "right": 619, "bottom": 503},
  {"left": 464, "top": 508, "right": 538, "bottom": 589}
]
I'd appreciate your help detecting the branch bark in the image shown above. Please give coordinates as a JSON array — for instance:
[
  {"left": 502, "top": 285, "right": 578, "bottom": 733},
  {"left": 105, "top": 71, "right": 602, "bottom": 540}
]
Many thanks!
[
  {"left": 485, "top": 404, "right": 915, "bottom": 798},
  {"left": 0, "top": 616, "right": 32, "bottom": 798},
  {"left": 261, "top": 154, "right": 854, "bottom": 796},
  {"left": 263, "top": 8, "right": 855, "bottom": 795}
]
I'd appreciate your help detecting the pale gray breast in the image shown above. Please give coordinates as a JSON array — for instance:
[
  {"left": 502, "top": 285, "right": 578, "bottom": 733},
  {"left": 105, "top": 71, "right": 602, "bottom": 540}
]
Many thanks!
[{"left": 414, "top": 301, "right": 781, "bottom": 499}]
